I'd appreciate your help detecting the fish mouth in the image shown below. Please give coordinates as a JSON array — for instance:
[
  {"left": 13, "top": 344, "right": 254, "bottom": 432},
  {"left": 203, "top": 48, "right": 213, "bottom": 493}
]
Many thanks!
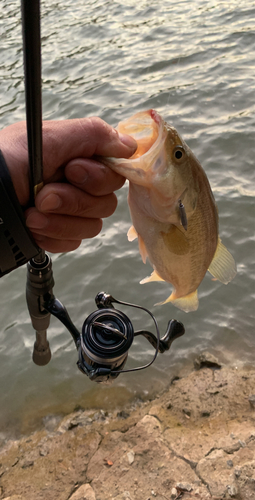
[
  {"left": 102, "top": 109, "right": 168, "bottom": 185},
  {"left": 117, "top": 109, "right": 165, "bottom": 162}
]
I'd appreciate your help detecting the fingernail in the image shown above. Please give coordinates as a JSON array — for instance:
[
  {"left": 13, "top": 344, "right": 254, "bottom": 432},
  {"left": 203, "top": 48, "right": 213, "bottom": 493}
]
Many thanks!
[
  {"left": 119, "top": 133, "right": 137, "bottom": 150},
  {"left": 68, "top": 164, "right": 88, "bottom": 184},
  {"left": 26, "top": 213, "right": 49, "bottom": 230},
  {"left": 40, "top": 193, "right": 61, "bottom": 211}
]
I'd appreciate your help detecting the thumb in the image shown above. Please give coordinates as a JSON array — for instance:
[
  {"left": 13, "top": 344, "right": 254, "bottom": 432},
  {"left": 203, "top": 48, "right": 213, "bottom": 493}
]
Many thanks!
[{"left": 42, "top": 117, "right": 137, "bottom": 172}]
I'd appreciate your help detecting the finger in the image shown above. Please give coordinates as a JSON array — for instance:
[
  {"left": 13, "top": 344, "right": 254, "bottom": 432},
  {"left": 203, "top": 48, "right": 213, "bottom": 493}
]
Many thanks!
[
  {"left": 35, "top": 183, "right": 118, "bottom": 218},
  {"left": 33, "top": 235, "right": 82, "bottom": 254},
  {"left": 26, "top": 208, "right": 103, "bottom": 240},
  {"left": 42, "top": 117, "right": 137, "bottom": 181},
  {"left": 0, "top": 117, "right": 137, "bottom": 207},
  {"left": 65, "top": 158, "right": 126, "bottom": 196}
]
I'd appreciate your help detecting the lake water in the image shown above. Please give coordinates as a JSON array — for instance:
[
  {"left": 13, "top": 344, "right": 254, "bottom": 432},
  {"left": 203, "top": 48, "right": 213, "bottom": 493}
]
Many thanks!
[{"left": 0, "top": 0, "right": 254, "bottom": 439}]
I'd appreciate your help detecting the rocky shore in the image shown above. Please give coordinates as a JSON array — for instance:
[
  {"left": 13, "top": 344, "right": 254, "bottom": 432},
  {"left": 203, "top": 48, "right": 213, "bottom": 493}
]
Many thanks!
[{"left": 0, "top": 353, "right": 255, "bottom": 500}]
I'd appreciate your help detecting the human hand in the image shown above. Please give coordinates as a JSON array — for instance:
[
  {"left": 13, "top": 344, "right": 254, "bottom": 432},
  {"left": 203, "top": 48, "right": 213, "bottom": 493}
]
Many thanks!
[{"left": 0, "top": 118, "right": 137, "bottom": 252}]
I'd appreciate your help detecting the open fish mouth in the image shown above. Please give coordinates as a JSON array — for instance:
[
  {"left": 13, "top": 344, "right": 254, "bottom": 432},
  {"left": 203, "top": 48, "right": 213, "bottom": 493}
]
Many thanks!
[
  {"left": 104, "top": 110, "right": 168, "bottom": 183},
  {"left": 117, "top": 109, "right": 166, "bottom": 167},
  {"left": 117, "top": 109, "right": 165, "bottom": 160}
]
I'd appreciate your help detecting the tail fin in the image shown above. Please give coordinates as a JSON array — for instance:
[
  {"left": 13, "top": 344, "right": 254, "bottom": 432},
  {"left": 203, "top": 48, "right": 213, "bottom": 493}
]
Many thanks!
[{"left": 156, "top": 290, "right": 198, "bottom": 313}]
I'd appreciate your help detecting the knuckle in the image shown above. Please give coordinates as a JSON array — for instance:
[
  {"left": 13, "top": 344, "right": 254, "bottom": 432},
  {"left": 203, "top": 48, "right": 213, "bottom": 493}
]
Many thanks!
[
  {"left": 75, "top": 196, "right": 90, "bottom": 216},
  {"left": 104, "top": 194, "right": 117, "bottom": 217},
  {"left": 54, "top": 220, "right": 68, "bottom": 238}
]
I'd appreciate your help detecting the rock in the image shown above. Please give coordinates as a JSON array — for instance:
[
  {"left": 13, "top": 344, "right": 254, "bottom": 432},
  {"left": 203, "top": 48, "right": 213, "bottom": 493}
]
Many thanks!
[
  {"left": 234, "top": 467, "right": 241, "bottom": 478},
  {"left": 93, "top": 410, "right": 107, "bottom": 422},
  {"left": 69, "top": 484, "right": 96, "bottom": 500},
  {"left": 200, "top": 410, "right": 211, "bottom": 417},
  {"left": 2, "top": 497, "right": 25, "bottom": 500},
  {"left": 117, "top": 410, "right": 130, "bottom": 419},
  {"left": 171, "top": 488, "right": 177, "bottom": 499},
  {"left": 39, "top": 444, "right": 49, "bottom": 457},
  {"left": 224, "top": 442, "right": 241, "bottom": 454},
  {"left": 182, "top": 408, "right": 191, "bottom": 417},
  {"left": 42, "top": 414, "right": 62, "bottom": 432},
  {"left": 194, "top": 352, "right": 221, "bottom": 370},
  {"left": 20, "top": 459, "right": 34, "bottom": 469},
  {"left": 197, "top": 449, "right": 235, "bottom": 498},
  {"left": 69, "top": 413, "right": 93, "bottom": 429},
  {"left": 127, "top": 450, "right": 135, "bottom": 465},
  {"left": 136, "top": 415, "right": 161, "bottom": 434},
  {"left": 114, "top": 492, "right": 132, "bottom": 500},
  {"left": 176, "top": 482, "right": 193, "bottom": 492},
  {"left": 248, "top": 395, "right": 255, "bottom": 408},
  {"left": 57, "top": 410, "right": 93, "bottom": 432},
  {"left": 227, "top": 484, "right": 239, "bottom": 497}
]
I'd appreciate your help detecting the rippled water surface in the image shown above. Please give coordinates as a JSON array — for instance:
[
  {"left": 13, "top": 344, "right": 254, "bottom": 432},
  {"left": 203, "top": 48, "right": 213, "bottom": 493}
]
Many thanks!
[{"left": 0, "top": 0, "right": 254, "bottom": 437}]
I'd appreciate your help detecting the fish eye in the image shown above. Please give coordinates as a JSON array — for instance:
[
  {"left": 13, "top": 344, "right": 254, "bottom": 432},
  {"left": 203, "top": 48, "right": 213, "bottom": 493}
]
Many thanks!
[{"left": 173, "top": 146, "right": 185, "bottom": 161}]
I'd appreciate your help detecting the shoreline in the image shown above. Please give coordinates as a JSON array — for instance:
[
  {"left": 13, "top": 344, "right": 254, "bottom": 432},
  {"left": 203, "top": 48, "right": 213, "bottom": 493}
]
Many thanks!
[{"left": 0, "top": 353, "right": 255, "bottom": 500}]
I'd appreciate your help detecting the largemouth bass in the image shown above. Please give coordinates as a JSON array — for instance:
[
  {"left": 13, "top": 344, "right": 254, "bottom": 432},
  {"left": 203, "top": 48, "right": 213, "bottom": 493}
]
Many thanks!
[{"left": 104, "top": 109, "right": 236, "bottom": 312}]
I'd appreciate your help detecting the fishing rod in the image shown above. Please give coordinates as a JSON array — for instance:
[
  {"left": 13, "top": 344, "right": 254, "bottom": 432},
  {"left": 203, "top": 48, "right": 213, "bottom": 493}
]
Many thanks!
[
  {"left": 21, "top": 0, "right": 185, "bottom": 382},
  {"left": 21, "top": 0, "right": 54, "bottom": 366}
]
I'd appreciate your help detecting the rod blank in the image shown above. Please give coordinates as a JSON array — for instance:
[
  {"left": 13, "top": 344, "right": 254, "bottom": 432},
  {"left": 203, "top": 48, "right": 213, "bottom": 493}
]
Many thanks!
[{"left": 21, "top": 0, "right": 43, "bottom": 205}]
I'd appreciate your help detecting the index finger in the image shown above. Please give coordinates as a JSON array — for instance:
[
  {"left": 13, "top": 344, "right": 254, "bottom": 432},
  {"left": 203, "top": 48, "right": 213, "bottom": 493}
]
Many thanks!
[
  {"left": 64, "top": 157, "right": 126, "bottom": 196},
  {"left": 42, "top": 117, "right": 137, "bottom": 178}
]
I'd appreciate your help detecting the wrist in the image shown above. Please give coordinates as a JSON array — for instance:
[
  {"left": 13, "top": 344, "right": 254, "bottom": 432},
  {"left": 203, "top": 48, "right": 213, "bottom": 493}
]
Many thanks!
[
  {"left": 0, "top": 122, "right": 30, "bottom": 206},
  {"left": 0, "top": 150, "right": 40, "bottom": 276}
]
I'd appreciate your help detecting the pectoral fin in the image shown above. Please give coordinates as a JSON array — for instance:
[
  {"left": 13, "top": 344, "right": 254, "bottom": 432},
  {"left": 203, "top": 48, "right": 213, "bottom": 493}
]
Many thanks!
[
  {"left": 127, "top": 225, "right": 138, "bottom": 241},
  {"left": 140, "top": 269, "right": 164, "bottom": 284},
  {"left": 208, "top": 238, "right": 236, "bottom": 284},
  {"left": 156, "top": 290, "right": 199, "bottom": 313},
  {"left": 178, "top": 200, "right": 188, "bottom": 231}
]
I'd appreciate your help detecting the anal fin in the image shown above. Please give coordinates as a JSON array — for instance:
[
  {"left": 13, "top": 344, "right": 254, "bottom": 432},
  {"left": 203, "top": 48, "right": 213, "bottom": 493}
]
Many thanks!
[{"left": 208, "top": 237, "right": 236, "bottom": 284}]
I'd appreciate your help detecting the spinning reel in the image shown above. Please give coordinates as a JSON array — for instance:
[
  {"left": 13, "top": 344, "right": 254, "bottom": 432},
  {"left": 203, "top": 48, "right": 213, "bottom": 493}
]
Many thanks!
[{"left": 27, "top": 254, "right": 185, "bottom": 383}]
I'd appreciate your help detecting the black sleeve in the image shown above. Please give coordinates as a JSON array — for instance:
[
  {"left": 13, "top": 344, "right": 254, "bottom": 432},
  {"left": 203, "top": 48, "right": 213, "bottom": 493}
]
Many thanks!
[{"left": 0, "top": 150, "right": 40, "bottom": 277}]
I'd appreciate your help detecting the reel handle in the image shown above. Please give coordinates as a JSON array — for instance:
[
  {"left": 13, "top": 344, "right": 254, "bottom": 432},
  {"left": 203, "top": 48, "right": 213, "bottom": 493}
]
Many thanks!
[{"left": 135, "top": 319, "right": 185, "bottom": 353}]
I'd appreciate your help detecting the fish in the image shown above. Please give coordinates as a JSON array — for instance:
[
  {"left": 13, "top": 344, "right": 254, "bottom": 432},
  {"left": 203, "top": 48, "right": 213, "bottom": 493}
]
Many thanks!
[{"left": 103, "top": 109, "right": 236, "bottom": 312}]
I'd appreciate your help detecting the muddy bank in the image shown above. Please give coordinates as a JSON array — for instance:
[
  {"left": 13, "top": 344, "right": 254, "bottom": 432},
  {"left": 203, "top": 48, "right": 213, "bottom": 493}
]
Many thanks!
[{"left": 0, "top": 354, "right": 255, "bottom": 500}]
